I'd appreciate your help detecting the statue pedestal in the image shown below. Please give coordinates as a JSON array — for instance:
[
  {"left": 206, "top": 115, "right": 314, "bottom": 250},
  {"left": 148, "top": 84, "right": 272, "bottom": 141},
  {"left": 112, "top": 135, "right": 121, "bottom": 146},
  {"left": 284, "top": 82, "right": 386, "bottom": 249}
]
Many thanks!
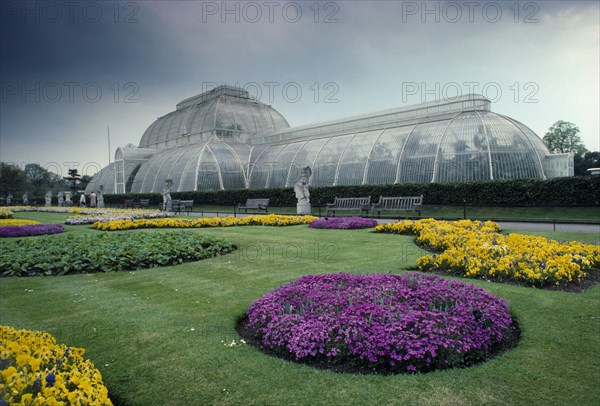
[{"left": 297, "top": 201, "right": 311, "bottom": 215}]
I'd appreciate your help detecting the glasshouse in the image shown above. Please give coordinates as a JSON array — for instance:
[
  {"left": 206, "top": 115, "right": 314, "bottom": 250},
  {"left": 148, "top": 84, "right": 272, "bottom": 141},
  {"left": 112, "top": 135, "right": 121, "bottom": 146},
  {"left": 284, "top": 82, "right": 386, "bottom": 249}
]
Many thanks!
[{"left": 86, "top": 85, "right": 572, "bottom": 194}]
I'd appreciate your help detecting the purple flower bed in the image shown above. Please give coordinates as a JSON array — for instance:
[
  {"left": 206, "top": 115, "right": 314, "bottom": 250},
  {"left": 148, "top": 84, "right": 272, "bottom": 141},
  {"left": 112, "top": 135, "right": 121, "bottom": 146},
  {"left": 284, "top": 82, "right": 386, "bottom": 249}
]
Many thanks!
[
  {"left": 243, "top": 273, "right": 518, "bottom": 373},
  {"left": 0, "top": 224, "right": 64, "bottom": 238},
  {"left": 309, "top": 217, "right": 378, "bottom": 230}
]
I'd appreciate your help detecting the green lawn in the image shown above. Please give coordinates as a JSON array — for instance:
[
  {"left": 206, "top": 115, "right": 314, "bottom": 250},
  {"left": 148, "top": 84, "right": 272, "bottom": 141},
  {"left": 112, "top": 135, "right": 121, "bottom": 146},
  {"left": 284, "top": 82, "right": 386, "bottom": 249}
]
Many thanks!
[
  {"left": 1, "top": 213, "right": 599, "bottom": 405},
  {"left": 147, "top": 204, "right": 600, "bottom": 223}
]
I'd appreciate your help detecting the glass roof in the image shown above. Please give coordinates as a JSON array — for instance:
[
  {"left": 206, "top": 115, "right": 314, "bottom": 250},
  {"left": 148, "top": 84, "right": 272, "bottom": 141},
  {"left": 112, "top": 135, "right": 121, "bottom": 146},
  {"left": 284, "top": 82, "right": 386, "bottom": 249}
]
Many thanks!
[
  {"left": 89, "top": 90, "right": 572, "bottom": 194},
  {"left": 138, "top": 85, "right": 289, "bottom": 150}
]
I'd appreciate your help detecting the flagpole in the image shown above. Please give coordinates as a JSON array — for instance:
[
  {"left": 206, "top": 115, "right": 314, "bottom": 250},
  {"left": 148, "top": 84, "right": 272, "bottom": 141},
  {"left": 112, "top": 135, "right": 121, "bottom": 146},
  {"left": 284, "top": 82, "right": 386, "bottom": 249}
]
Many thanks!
[{"left": 107, "top": 125, "right": 111, "bottom": 164}]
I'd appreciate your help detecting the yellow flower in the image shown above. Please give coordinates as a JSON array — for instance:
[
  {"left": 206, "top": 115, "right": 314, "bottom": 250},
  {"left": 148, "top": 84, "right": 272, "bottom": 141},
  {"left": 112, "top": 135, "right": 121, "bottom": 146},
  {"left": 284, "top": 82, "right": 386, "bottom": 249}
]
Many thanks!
[
  {"left": 378, "top": 218, "right": 598, "bottom": 287},
  {"left": 0, "top": 219, "right": 40, "bottom": 227}
]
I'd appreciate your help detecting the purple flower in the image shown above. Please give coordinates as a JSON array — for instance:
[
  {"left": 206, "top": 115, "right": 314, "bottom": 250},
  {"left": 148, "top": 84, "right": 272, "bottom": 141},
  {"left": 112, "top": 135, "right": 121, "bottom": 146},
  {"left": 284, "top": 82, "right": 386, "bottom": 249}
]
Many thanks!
[
  {"left": 45, "top": 372, "right": 56, "bottom": 387},
  {"left": 245, "top": 273, "right": 515, "bottom": 373},
  {"left": 0, "top": 224, "right": 64, "bottom": 238},
  {"left": 309, "top": 217, "right": 378, "bottom": 230}
]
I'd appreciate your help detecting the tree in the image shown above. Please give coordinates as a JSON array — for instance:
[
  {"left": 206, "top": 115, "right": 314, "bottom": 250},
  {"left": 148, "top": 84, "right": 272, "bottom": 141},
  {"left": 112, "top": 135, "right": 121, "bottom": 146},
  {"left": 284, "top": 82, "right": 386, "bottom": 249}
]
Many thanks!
[
  {"left": 78, "top": 175, "right": 92, "bottom": 190},
  {"left": 0, "top": 162, "right": 29, "bottom": 196},
  {"left": 63, "top": 169, "right": 81, "bottom": 195},
  {"left": 24, "top": 163, "right": 53, "bottom": 196},
  {"left": 543, "top": 121, "right": 588, "bottom": 155},
  {"left": 574, "top": 151, "right": 600, "bottom": 176}
]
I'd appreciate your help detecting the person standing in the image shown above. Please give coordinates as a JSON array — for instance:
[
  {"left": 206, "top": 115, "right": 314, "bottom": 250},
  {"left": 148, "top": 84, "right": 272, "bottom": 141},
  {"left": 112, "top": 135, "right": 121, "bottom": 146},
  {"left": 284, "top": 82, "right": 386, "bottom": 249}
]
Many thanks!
[
  {"left": 79, "top": 193, "right": 86, "bottom": 207},
  {"left": 89, "top": 191, "right": 97, "bottom": 208}
]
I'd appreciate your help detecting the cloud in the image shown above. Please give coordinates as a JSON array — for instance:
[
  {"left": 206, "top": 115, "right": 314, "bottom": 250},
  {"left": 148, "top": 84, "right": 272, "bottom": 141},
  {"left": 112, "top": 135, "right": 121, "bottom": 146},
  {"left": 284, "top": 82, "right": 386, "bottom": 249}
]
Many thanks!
[{"left": 1, "top": 0, "right": 598, "bottom": 172}]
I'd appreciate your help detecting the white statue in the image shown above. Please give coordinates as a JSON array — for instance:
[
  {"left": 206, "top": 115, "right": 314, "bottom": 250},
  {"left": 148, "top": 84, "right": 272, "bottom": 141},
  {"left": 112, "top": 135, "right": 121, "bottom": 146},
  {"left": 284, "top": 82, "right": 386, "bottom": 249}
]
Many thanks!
[
  {"left": 57, "top": 191, "right": 64, "bottom": 206},
  {"left": 162, "top": 179, "right": 173, "bottom": 211},
  {"left": 45, "top": 191, "right": 52, "bottom": 206},
  {"left": 294, "top": 166, "right": 312, "bottom": 215},
  {"left": 97, "top": 185, "right": 104, "bottom": 208},
  {"left": 294, "top": 166, "right": 312, "bottom": 203},
  {"left": 22, "top": 192, "right": 29, "bottom": 206}
]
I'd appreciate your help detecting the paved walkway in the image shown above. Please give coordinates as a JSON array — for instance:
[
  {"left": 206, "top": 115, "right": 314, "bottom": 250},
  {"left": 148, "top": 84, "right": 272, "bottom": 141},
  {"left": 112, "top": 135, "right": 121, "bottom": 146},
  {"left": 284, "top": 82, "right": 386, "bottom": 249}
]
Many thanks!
[
  {"left": 496, "top": 221, "right": 600, "bottom": 234},
  {"left": 187, "top": 211, "right": 600, "bottom": 234}
]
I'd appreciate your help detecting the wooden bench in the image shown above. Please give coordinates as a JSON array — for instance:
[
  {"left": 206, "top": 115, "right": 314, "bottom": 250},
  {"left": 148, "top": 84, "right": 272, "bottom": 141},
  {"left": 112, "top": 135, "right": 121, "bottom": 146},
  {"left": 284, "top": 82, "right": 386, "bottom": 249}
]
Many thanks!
[
  {"left": 325, "top": 196, "right": 371, "bottom": 216},
  {"left": 169, "top": 199, "right": 180, "bottom": 212},
  {"left": 177, "top": 200, "right": 194, "bottom": 214},
  {"left": 237, "top": 198, "right": 269, "bottom": 214},
  {"left": 123, "top": 199, "right": 135, "bottom": 209},
  {"left": 139, "top": 199, "right": 150, "bottom": 209},
  {"left": 371, "top": 195, "right": 423, "bottom": 217}
]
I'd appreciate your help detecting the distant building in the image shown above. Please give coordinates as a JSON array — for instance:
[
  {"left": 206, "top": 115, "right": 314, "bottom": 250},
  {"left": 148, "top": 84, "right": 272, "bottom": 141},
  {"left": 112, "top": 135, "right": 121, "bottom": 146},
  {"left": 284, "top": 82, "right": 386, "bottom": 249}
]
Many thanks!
[{"left": 86, "top": 85, "right": 573, "bottom": 194}]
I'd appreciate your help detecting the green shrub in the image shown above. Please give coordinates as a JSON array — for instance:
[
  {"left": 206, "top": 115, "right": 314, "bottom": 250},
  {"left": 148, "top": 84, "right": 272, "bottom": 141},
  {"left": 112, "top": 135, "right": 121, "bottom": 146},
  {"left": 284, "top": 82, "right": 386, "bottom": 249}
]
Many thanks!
[
  {"left": 103, "top": 177, "right": 600, "bottom": 207},
  {"left": 0, "top": 232, "right": 236, "bottom": 276}
]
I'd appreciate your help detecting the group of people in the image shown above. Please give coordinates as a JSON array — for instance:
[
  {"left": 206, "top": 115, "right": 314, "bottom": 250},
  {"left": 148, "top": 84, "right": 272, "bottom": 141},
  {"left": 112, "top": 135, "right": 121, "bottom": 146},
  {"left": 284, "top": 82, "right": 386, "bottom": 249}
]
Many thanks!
[{"left": 67, "top": 189, "right": 104, "bottom": 208}]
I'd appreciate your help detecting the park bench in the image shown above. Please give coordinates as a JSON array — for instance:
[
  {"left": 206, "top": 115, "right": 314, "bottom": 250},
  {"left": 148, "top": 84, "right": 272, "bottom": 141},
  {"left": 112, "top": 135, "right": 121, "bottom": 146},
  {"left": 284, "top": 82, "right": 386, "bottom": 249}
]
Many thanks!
[
  {"left": 123, "top": 199, "right": 135, "bottom": 209},
  {"left": 138, "top": 199, "right": 150, "bottom": 209},
  {"left": 371, "top": 195, "right": 423, "bottom": 218},
  {"left": 237, "top": 198, "right": 269, "bottom": 214},
  {"left": 169, "top": 199, "right": 181, "bottom": 212},
  {"left": 325, "top": 196, "right": 371, "bottom": 216},
  {"left": 177, "top": 200, "right": 194, "bottom": 214}
]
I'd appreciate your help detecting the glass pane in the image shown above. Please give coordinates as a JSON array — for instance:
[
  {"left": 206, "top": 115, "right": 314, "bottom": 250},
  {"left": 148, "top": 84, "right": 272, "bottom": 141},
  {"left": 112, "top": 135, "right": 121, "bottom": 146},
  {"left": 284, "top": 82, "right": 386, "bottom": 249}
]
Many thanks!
[
  {"left": 312, "top": 134, "right": 354, "bottom": 187},
  {"left": 337, "top": 130, "right": 383, "bottom": 186}
]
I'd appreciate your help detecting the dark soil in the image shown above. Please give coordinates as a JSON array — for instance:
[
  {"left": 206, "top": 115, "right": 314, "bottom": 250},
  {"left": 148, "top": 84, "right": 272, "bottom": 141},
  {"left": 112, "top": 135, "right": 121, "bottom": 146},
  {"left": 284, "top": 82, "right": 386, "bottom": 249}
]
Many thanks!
[{"left": 236, "top": 315, "right": 521, "bottom": 375}]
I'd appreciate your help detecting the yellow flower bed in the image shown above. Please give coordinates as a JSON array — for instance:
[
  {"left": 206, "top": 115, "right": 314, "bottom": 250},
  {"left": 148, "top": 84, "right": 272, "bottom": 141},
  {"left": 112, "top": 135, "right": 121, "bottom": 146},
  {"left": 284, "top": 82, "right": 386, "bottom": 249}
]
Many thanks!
[
  {"left": 0, "top": 208, "right": 14, "bottom": 219},
  {"left": 0, "top": 219, "right": 40, "bottom": 227},
  {"left": 376, "top": 219, "right": 600, "bottom": 286},
  {"left": 0, "top": 325, "right": 113, "bottom": 405},
  {"left": 93, "top": 214, "right": 319, "bottom": 231}
]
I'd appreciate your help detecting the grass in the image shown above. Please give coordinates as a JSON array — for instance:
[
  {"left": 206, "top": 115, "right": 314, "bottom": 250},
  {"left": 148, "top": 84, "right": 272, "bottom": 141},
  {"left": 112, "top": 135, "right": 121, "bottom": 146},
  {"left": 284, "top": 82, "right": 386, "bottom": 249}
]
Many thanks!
[
  {"left": 1, "top": 213, "right": 599, "bottom": 405},
  {"left": 101, "top": 204, "right": 600, "bottom": 222}
]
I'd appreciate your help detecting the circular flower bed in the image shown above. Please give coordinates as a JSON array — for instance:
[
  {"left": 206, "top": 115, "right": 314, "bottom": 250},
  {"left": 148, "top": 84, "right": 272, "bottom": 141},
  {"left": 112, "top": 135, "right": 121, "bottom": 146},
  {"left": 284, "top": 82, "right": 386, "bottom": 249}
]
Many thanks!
[
  {"left": 309, "top": 217, "right": 378, "bottom": 230},
  {"left": 239, "top": 273, "right": 519, "bottom": 374}
]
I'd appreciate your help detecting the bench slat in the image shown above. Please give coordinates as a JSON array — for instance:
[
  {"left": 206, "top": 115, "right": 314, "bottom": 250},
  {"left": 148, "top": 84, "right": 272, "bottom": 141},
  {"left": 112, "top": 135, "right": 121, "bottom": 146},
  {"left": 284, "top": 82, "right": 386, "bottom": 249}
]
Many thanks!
[
  {"left": 325, "top": 196, "right": 371, "bottom": 216},
  {"left": 371, "top": 195, "right": 423, "bottom": 217},
  {"left": 238, "top": 198, "right": 269, "bottom": 213}
]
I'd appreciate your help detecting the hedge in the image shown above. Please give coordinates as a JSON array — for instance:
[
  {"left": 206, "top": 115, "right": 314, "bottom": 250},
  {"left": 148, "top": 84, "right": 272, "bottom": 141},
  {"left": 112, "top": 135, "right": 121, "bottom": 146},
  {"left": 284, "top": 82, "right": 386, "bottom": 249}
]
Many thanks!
[{"left": 102, "top": 176, "right": 600, "bottom": 208}]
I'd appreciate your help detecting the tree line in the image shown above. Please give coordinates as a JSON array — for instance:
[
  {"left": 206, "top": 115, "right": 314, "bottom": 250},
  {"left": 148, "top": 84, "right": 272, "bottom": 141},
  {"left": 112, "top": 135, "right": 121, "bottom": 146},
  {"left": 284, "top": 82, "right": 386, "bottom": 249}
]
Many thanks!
[
  {"left": 0, "top": 163, "right": 92, "bottom": 202},
  {"left": 542, "top": 120, "right": 599, "bottom": 176}
]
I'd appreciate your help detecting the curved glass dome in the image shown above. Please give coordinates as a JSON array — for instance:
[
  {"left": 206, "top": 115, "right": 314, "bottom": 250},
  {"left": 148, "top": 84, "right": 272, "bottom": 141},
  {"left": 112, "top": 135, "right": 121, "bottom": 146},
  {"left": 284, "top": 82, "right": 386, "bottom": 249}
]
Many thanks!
[
  {"left": 247, "top": 97, "right": 558, "bottom": 188},
  {"left": 138, "top": 85, "right": 289, "bottom": 150},
  {"left": 85, "top": 163, "right": 116, "bottom": 194},
  {"left": 130, "top": 141, "right": 251, "bottom": 193},
  {"left": 88, "top": 90, "right": 572, "bottom": 194}
]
